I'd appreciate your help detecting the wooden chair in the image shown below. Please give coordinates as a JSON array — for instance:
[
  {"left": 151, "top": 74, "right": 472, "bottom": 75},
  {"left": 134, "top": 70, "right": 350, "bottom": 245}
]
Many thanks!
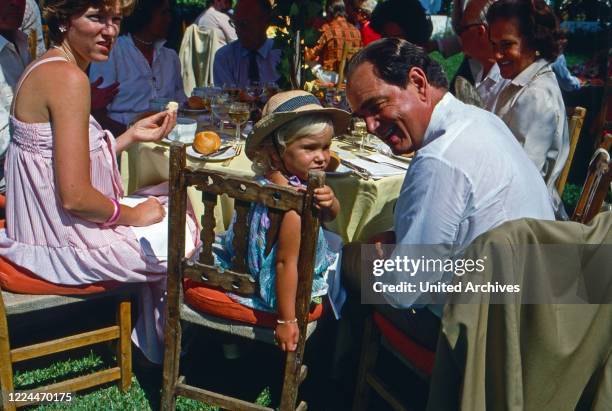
[
  {"left": 161, "top": 143, "right": 325, "bottom": 411},
  {"left": 337, "top": 42, "right": 360, "bottom": 87},
  {"left": 572, "top": 132, "right": 612, "bottom": 224},
  {"left": 0, "top": 273, "right": 132, "bottom": 410},
  {"left": 557, "top": 107, "right": 587, "bottom": 197},
  {"left": 352, "top": 312, "right": 435, "bottom": 411}
]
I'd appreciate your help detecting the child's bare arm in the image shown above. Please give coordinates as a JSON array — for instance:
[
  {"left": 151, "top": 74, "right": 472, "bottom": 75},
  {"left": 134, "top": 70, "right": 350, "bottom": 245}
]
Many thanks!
[
  {"left": 274, "top": 210, "right": 302, "bottom": 352},
  {"left": 314, "top": 185, "right": 339, "bottom": 222}
]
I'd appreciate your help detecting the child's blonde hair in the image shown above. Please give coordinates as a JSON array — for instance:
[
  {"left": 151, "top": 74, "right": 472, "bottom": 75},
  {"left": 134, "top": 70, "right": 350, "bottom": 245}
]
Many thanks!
[{"left": 251, "top": 113, "right": 334, "bottom": 175}]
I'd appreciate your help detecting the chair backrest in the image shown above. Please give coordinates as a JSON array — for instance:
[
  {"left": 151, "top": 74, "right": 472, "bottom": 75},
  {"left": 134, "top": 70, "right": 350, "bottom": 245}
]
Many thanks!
[
  {"left": 166, "top": 143, "right": 324, "bottom": 328},
  {"left": 337, "top": 42, "right": 360, "bottom": 87},
  {"left": 572, "top": 132, "right": 612, "bottom": 224},
  {"left": 557, "top": 106, "right": 587, "bottom": 197},
  {"left": 178, "top": 25, "right": 219, "bottom": 96}
]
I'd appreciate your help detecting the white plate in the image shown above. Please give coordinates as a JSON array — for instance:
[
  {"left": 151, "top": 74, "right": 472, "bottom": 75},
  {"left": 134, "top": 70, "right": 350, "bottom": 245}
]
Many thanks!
[
  {"left": 326, "top": 164, "right": 352, "bottom": 176},
  {"left": 186, "top": 145, "right": 238, "bottom": 161}
]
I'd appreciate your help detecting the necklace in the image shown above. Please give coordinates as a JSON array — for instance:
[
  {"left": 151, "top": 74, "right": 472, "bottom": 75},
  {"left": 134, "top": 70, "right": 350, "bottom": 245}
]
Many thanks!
[
  {"left": 132, "top": 35, "right": 154, "bottom": 46},
  {"left": 52, "top": 45, "right": 72, "bottom": 62}
]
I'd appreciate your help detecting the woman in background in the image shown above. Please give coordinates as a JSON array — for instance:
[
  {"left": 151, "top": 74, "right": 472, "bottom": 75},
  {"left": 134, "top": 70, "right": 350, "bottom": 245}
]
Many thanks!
[
  {"left": 0, "top": 0, "right": 195, "bottom": 364},
  {"left": 89, "top": 0, "right": 185, "bottom": 135},
  {"left": 488, "top": 0, "right": 569, "bottom": 214}
]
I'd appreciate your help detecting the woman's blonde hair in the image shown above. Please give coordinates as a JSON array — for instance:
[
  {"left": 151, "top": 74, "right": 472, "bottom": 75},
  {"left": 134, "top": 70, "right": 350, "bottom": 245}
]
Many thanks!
[{"left": 251, "top": 113, "right": 334, "bottom": 175}]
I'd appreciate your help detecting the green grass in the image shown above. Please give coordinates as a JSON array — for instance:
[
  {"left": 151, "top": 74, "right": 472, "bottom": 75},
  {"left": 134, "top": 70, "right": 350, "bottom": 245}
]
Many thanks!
[{"left": 12, "top": 349, "right": 271, "bottom": 410}]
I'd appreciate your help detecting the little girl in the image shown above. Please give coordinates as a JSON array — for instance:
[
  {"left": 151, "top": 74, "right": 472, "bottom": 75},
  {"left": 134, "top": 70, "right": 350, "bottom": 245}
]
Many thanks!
[{"left": 214, "top": 90, "right": 350, "bottom": 352}]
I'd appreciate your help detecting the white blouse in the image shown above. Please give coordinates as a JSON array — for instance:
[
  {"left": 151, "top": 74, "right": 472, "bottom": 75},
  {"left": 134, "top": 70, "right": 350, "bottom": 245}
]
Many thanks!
[
  {"left": 494, "top": 59, "right": 569, "bottom": 212},
  {"left": 89, "top": 34, "right": 186, "bottom": 126}
]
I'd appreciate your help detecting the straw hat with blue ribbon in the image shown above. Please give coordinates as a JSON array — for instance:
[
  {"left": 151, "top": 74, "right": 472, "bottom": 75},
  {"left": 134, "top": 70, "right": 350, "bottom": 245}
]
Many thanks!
[{"left": 245, "top": 90, "right": 350, "bottom": 160}]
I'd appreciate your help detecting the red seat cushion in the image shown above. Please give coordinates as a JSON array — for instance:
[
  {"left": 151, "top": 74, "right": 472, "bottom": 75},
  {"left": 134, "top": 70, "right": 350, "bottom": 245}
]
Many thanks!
[
  {"left": 0, "top": 256, "right": 118, "bottom": 295},
  {"left": 184, "top": 279, "right": 323, "bottom": 328},
  {"left": 373, "top": 311, "right": 435, "bottom": 376}
]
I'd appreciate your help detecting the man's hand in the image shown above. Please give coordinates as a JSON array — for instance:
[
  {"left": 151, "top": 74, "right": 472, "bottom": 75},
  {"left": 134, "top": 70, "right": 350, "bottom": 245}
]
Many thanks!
[{"left": 90, "top": 77, "right": 119, "bottom": 110}]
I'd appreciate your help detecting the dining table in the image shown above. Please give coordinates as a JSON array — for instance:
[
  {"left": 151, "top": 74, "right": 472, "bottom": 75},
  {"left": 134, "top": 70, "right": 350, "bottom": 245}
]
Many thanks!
[{"left": 120, "top": 117, "right": 409, "bottom": 243}]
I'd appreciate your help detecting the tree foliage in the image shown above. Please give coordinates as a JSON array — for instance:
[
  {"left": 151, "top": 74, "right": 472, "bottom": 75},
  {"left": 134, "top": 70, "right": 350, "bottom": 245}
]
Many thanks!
[{"left": 271, "top": 0, "right": 325, "bottom": 89}]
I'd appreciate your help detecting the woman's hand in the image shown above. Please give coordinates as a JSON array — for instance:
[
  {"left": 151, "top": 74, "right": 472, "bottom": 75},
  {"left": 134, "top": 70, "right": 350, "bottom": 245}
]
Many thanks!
[
  {"left": 275, "top": 322, "right": 299, "bottom": 352},
  {"left": 131, "top": 110, "right": 177, "bottom": 143},
  {"left": 128, "top": 197, "right": 166, "bottom": 227}
]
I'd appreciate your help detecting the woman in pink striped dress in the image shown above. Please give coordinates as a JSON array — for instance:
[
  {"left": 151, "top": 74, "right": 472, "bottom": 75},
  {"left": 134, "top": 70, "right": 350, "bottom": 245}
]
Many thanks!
[{"left": 0, "top": 0, "right": 189, "bottom": 363}]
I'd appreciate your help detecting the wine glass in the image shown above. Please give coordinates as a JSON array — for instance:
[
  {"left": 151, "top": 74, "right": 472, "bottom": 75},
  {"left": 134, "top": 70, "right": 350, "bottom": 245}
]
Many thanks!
[
  {"left": 264, "top": 82, "right": 279, "bottom": 101},
  {"left": 211, "top": 94, "right": 230, "bottom": 132},
  {"left": 353, "top": 119, "right": 369, "bottom": 151},
  {"left": 203, "top": 86, "right": 222, "bottom": 124},
  {"left": 246, "top": 81, "right": 263, "bottom": 100},
  {"left": 228, "top": 102, "right": 250, "bottom": 144},
  {"left": 223, "top": 83, "right": 240, "bottom": 101}
]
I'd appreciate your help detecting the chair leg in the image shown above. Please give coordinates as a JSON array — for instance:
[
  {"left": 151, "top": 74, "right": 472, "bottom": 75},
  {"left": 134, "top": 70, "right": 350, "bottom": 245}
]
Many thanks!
[
  {"left": 353, "top": 315, "right": 380, "bottom": 411},
  {"left": 161, "top": 313, "right": 182, "bottom": 411},
  {"left": 279, "top": 347, "right": 304, "bottom": 410},
  {"left": 116, "top": 298, "right": 132, "bottom": 392},
  {"left": 0, "top": 295, "right": 16, "bottom": 411}
]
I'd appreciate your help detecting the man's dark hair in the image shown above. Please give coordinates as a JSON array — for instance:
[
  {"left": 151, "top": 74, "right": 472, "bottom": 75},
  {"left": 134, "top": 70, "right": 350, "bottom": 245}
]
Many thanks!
[
  {"left": 370, "top": 0, "right": 432, "bottom": 46},
  {"left": 347, "top": 37, "right": 449, "bottom": 89},
  {"left": 121, "top": 0, "right": 166, "bottom": 34}
]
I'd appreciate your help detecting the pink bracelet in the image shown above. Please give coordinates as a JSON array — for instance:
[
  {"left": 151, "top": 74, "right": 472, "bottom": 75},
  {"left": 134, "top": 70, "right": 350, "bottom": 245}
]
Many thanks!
[{"left": 102, "top": 198, "right": 121, "bottom": 227}]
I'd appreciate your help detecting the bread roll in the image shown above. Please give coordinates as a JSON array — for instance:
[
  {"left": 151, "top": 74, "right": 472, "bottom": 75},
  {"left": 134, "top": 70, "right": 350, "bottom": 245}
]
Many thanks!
[
  {"left": 193, "top": 131, "right": 222, "bottom": 155},
  {"left": 187, "top": 96, "right": 207, "bottom": 110},
  {"left": 326, "top": 151, "right": 340, "bottom": 172},
  {"left": 166, "top": 101, "right": 178, "bottom": 112}
]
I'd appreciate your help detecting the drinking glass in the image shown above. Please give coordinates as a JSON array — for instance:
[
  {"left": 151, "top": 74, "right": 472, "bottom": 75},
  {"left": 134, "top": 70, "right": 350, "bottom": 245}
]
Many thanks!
[
  {"left": 228, "top": 102, "right": 250, "bottom": 144},
  {"left": 264, "top": 82, "right": 280, "bottom": 100},
  {"left": 211, "top": 94, "right": 230, "bottom": 132},
  {"left": 223, "top": 83, "right": 240, "bottom": 101},
  {"left": 353, "top": 120, "right": 369, "bottom": 151},
  {"left": 203, "top": 86, "right": 222, "bottom": 124},
  {"left": 246, "top": 81, "right": 263, "bottom": 100}
]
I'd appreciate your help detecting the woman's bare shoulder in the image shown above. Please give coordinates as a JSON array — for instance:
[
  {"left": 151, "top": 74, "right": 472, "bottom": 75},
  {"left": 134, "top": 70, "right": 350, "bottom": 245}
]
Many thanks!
[{"left": 15, "top": 60, "right": 90, "bottom": 122}]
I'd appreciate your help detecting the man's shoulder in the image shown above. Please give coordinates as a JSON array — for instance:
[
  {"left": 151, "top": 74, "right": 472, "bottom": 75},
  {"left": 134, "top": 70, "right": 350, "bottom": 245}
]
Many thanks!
[{"left": 214, "top": 40, "right": 240, "bottom": 60}]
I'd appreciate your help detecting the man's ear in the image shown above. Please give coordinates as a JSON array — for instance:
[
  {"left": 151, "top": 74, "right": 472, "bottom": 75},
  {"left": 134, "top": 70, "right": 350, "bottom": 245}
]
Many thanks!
[{"left": 407, "top": 67, "right": 428, "bottom": 101}]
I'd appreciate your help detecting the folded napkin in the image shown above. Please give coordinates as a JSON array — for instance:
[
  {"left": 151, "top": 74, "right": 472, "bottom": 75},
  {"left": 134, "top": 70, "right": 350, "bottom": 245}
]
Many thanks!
[
  {"left": 340, "top": 158, "right": 405, "bottom": 179},
  {"left": 120, "top": 196, "right": 195, "bottom": 261}
]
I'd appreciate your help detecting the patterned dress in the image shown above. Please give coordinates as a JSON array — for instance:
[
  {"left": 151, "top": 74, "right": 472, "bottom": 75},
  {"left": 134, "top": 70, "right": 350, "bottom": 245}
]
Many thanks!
[{"left": 213, "top": 176, "right": 337, "bottom": 312}]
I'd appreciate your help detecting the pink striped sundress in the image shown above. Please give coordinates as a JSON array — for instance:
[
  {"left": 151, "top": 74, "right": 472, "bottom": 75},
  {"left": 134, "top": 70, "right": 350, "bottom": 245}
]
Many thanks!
[{"left": 0, "top": 57, "right": 176, "bottom": 363}]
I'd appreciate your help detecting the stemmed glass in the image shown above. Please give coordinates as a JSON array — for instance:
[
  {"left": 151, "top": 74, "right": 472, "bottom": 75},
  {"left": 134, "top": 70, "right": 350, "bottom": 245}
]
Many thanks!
[
  {"left": 210, "top": 94, "right": 230, "bottom": 132},
  {"left": 203, "top": 86, "right": 222, "bottom": 125},
  {"left": 228, "top": 102, "right": 250, "bottom": 145},
  {"left": 264, "top": 82, "right": 279, "bottom": 101},
  {"left": 223, "top": 83, "right": 240, "bottom": 101},
  {"left": 353, "top": 119, "right": 369, "bottom": 151}
]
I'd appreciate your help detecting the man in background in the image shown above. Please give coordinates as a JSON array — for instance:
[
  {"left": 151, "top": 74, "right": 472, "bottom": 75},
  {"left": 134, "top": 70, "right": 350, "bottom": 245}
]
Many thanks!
[
  {"left": 213, "top": 0, "right": 280, "bottom": 88},
  {"left": 305, "top": 0, "right": 361, "bottom": 72},
  {"left": 195, "top": 0, "right": 236, "bottom": 50},
  {"left": 0, "top": 0, "right": 29, "bottom": 193},
  {"left": 370, "top": 0, "right": 432, "bottom": 47},
  {"left": 456, "top": 0, "right": 508, "bottom": 111}
]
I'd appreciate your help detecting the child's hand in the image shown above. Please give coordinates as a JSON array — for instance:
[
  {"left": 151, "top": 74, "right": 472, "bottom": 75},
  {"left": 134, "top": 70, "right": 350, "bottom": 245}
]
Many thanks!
[
  {"left": 275, "top": 322, "right": 299, "bottom": 351},
  {"left": 314, "top": 185, "right": 336, "bottom": 210},
  {"left": 313, "top": 185, "right": 339, "bottom": 221}
]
